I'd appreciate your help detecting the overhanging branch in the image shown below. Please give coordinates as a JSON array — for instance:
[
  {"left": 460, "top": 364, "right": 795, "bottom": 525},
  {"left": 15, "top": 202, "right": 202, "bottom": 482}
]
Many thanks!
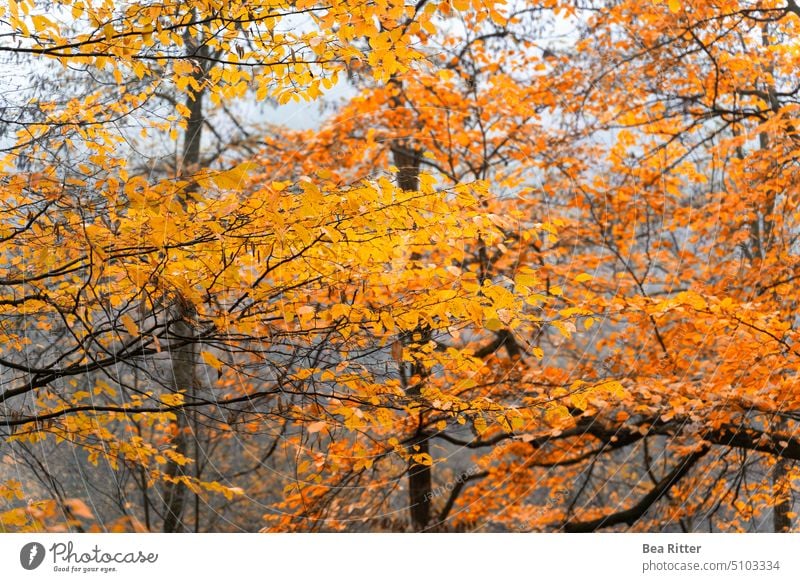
[{"left": 562, "top": 446, "right": 709, "bottom": 532}]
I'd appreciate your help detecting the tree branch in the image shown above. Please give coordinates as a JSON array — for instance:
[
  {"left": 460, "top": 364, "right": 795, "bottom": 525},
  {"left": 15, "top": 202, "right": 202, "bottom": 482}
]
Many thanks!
[{"left": 562, "top": 446, "right": 709, "bottom": 532}]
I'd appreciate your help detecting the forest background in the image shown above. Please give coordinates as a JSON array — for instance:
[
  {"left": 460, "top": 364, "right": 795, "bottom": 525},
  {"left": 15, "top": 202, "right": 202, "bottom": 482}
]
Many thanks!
[{"left": 1, "top": 0, "right": 800, "bottom": 533}]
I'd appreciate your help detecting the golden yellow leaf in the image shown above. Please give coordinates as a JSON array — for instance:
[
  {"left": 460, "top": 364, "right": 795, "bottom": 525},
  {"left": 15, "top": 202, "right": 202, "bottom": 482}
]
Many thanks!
[
  {"left": 120, "top": 314, "right": 138, "bottom": 336},
  {"left": 212, "top": 161, "right": 257, "bottom": 190},
  {"left": 201, "top": 350, "right": 223, "bottom": 371}
]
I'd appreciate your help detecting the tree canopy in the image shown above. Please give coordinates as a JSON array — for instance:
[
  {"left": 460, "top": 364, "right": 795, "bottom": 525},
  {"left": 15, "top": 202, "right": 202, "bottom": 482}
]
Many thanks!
[{"left": 2, "top": 0, "right": 800, "bottom": 533}]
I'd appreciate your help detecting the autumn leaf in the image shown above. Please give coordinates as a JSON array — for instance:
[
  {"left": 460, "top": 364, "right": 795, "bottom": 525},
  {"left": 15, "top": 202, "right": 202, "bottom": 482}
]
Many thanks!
[
  {"left": 307, "top": 421, "right": 327, "bottom": 434},
  {"left": 65, "top": 499, "right": 94, "bottom": 520},
  {"left": 201, "top": 351, "right": 223, "bottom": 372}
]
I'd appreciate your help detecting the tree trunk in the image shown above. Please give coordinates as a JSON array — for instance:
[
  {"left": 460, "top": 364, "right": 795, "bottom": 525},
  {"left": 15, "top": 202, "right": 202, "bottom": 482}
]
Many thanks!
[
  {"left": 392, "top": 145, "right": 421, "bottom": 192},
  {"left": 181, "top": 84, "right": 204, "bottom": 174},
  {"left": 391, "top": 142, "right": 432, "bottom": 531},
  {"left": 407, "top": 432, "right": 432, "bottom": 531},
  {"left": 161, "top": 301, "right": 197, "bottom": 533},
  {"left": 750, "top": 27, "right": 793, "bottom": 532},
  {"left": 162, "top": 62, "right": 204, "bottom": 532},
  {"left": 773, "top": 458, "right": 793, "bottom": 533}
]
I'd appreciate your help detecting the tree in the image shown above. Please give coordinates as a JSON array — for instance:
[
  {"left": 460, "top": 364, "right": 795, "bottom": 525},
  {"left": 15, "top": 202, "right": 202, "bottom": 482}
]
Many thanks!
[
  {"left": 3, "top": 0, "right": 800, "bottom": 534},
  {"left": 0, "top": 0, "right": 558, "bottom": 532},
  {"left": 438, "top": 0, "right": 800, "bottom": 532}
]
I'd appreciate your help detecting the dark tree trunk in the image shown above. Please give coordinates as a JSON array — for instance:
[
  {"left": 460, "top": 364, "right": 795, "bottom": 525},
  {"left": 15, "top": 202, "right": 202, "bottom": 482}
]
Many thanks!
[
  {"left": 392, "top": 143, "right": 433, "bottom": 531},
  {"left": 408, "top": 433, "right": 432, "bottom": 531},
  {"left": 773, "top": 458, "right": 794, "bottom": 532},
  {"left": 392, "top": 145, "right": 421, "bottom": 192}
]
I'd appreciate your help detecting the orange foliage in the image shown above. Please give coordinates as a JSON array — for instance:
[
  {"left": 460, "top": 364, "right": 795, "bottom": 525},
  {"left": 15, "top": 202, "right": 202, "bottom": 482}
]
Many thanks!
[{"left": 2, "top": 0, "right": 800, "bottom": 533}]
